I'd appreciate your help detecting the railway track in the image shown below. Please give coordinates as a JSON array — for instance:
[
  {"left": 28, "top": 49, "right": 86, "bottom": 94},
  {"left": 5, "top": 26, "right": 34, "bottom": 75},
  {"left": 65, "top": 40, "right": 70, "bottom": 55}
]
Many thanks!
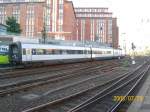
[
  {"left": 21, "top": 62, "right": 149, "bottom": 112},
  {"left": 0, "top": 61, "right": 97, "bottom": 79},
  {"left": 0, "top": 61, "right": 119, "bottom": 96},
  {"left": 68, "top": 64, "right": 150, "bottom": 112},
  {"left": 0, "top": 60, "right": 119, "bottom": 79},
  {"left": 4, "top": 70, "right": 125, "bottom": 112},
  {"left": 0, "top": 60, "right": 119, "bottom": 86}
]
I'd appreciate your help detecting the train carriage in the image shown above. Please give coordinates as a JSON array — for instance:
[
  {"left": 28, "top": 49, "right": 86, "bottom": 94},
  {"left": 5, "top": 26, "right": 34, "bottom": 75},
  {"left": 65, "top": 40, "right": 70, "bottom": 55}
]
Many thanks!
[
  {"left": 91, "top": 47, "right": 113, "bottom": 60},
  {"left": 9, "top": 42, "right": 124, "bottom": 65},
  {"left": 9, "top": 42, "right": 91, "bottom": 64}
]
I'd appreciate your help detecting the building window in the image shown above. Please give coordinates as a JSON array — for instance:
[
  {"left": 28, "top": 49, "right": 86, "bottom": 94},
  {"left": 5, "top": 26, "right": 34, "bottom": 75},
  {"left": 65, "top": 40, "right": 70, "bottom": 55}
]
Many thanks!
[
  {"left": 58, "top": 0, "right": 63, "bottom": 32},
  {"left": 46, "top": 0, "right": 51, "bottom": 4},
  {"left": 0, "top": 6, "right": 6, "bottom": 24},
  {"left": 12, "top": 5, "right": 20, "bottom": 23},
  {"left": 81, "top": 19, "right": 85, "bottom": 41},
  {"left": 108, "top": 19, "right": 112, "bottom": 38},
  {"left": 52, "top": 0, "right": 57, "bottom": 32},
  {"left": 45, "top": 0, "right": 51, "bottom": 32},
  {"left": 91, "top": 19, "right": 95, "bottom": 41},
  {"left": 25, "top": 5, "right": 35, "bottom": 37}
]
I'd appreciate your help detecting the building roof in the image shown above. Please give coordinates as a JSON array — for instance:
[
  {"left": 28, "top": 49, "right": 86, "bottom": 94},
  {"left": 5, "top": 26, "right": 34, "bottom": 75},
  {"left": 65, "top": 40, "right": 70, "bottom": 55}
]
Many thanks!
[
  {"left": 0, "top": 0, "right": 45, "bottom": 4},
  {"left": 75, "top": 7, "right": 108, "bottom": 9},
  {"left": 65, "top": 0, "right": 77, "bottom": 18}
]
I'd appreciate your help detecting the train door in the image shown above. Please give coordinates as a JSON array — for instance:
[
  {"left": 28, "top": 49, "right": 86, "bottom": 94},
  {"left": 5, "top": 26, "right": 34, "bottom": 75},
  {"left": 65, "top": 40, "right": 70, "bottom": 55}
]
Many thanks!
[
  {"left": 9, "top": 42, "right": 22, "bottom": 64},
  {"left": 26, "top": 49, "right": 32, "bottom": 61},
  {"left": 90, "top": 47, "right": 92, "bottom": 59},
  {"left": 84, "top": 48, "right": 89, "bottom": 58}
]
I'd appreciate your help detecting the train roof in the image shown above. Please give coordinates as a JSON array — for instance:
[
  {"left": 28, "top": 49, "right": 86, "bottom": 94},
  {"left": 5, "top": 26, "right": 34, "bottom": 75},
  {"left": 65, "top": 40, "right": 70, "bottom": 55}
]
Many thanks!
[
  {"left": 44, "top": 39, "right": 112, "bottom": 48},
  {"left": 16, "top": 42, "right": 115, "bottom": 50}
]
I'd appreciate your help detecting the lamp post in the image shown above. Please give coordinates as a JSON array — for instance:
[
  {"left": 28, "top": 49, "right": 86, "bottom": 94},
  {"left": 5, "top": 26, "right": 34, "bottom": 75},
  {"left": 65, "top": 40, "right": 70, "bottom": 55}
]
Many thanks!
[
  {"left": 121, "top": 33, "right": 126, "bottom": 55},
  {"left": 41, "top": 22, "right": 47, "bottom": 44},
  {"left": 41, "top": 5, "right": 47, "bottom": 44},
  {"left": 131, "top": 42, "right": 136, "bottom": 64},
  {"left": 123, "top": 39, "right": 127, "bottom": 55}
]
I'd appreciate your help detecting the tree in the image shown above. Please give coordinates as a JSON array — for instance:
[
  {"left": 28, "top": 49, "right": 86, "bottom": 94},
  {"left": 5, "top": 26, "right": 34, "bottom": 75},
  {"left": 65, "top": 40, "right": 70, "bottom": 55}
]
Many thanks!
[{"left": 6, "top": 16, "right": 21, "bottom": 34}]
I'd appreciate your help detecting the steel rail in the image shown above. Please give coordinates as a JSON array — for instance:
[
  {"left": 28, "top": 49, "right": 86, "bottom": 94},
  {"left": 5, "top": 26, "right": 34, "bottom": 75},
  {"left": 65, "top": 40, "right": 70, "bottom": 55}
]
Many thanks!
[
  {"left": 0, "top": 63, "right": 118, "bottom": 96},
  {"left": 21, "top": 70, "right": 129, "bottom": 112},
  {"left": 21, "top": 62, "right": 146, "bottom": 112},
  {"left": 108, "top": 65, "right": 150, "bottom": 112},
  {"left": 0, "top": 61, "right": 105, "bottom": 79},
  {"left": 67, "top": 63, "right": 148, "bottom": 112}
]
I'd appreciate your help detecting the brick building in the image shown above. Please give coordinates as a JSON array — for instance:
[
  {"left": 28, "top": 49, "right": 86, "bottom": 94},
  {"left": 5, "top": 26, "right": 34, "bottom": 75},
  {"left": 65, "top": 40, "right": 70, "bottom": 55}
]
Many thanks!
[
  {"left": 63, "top": 1, "right": 77, "bottom": 40},
  {"left": 0, "top": 0, "right": 76, "bottom": 40},
  {"left": 0, "top": 0, "right": 44, "bottom": 37},
  {"left": 75, "top": 7, "right": 119, "bottom": 48},
  {"left": 0, "top": 0, "right": 119, "bottom": 48}
]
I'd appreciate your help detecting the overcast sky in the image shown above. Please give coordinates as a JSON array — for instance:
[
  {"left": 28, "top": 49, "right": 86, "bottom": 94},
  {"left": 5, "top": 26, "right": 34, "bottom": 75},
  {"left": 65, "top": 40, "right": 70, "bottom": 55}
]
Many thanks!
[{"left": 71, "top": 0, "right": 150, "bottom": 50}]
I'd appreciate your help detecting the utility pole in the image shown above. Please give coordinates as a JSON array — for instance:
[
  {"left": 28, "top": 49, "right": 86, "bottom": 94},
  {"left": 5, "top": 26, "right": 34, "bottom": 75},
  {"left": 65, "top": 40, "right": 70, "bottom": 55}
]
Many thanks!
[
  {"left": 41, "top": 5, "right": 47, "bottom": 44},
  {"left": 131, "top": 42, "right": 136, "bottom": 64},
  {"left": 121, "top": 33, "right": 126, "bottom": 55},
  {"left": 123, "top": 39, "right": 127, "bottom": 55},
  {"left": 41, "top": 22, "right": 47, "bottom": 44}
]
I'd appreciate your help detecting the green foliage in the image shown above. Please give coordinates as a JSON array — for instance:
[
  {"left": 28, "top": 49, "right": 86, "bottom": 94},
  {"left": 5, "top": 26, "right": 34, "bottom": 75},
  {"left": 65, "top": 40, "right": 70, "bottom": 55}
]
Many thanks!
[{"left": 6, "top": 16, "right": 21, "bottom": 34}]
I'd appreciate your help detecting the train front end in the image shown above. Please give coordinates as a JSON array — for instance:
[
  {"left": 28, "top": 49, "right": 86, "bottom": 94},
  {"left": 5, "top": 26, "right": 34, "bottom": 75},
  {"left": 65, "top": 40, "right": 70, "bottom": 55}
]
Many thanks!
[{"left": 9, "top": 42, "right": 22, "bottom": 65}]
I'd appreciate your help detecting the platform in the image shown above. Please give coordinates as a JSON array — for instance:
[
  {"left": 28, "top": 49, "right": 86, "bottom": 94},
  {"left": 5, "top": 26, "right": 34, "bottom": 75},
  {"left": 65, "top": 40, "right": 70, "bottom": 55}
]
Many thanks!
[{"left": 127, "top": 69, "right": 150, "bottom": 112}]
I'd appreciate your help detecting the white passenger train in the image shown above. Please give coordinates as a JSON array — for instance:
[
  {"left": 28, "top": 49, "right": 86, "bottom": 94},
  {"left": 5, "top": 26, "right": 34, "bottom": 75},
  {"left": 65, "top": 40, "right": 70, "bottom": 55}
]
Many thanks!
[{"left": 9, "top": 42, "right": 125, "bottom": 65}]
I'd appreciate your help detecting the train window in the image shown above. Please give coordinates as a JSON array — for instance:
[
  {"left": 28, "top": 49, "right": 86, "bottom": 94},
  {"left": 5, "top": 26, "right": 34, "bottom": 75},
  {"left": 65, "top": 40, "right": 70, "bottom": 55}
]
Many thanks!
[
  {"left": 23, "top": 49, "right": 26, "bottom": 55},
  {"left": 93, "top": 51, "right": 97, "bottom": 54},
  {"left": 30, "top": 48, "right": 87, "bottom": 55},
  {"left": 46, "top": 49, "right": 53, "bottom": 55},
  {"left": 93, "top": 51, "right": 95, "bottom": 54},
  {"left": 31, "top": 49, "right": 48, "bottom": 55},
  {"left": 35, "top": 49, "right": 44, "bottom": 55},
  {"left": 52, "top": 49, "right": 55, "bottom": 54},
  {"left": 106, "top": 51, "right": 111, "bottom": 54},
  {"left": 53, "top": 49, "right": 60, "bottom": 54},
  {"left": 12, "top": 47, "right": 18, "bottom": 54},
  {"left": 84, "top": 50, "right": 89, "bottom": 54},
  {"left": 88, "top": 50, "right": 91, "bottom": 54},
  {"left": 92, "top": 50, "right": 104, "bottom": 54},
  {"left": 32, "top": 49, "right": 36, "bottom": 55},
  {"left": 78, "top": 50, "right": 82, "bottom": 54},
  {"left": 62, "top": 50, "right": 67, "bottom": 54},
  {"left": 73, "top": 50, "right": 77, "bottom": 54},
  {"left": 26, "top": 49, "right": 31, "bottom": 55},
  {"left": 66, "top": 50, "right": 71, "bottom": 54},
  {"left": 43, "top": 49, "right": 46, "bottom": 55},
  {"left": 98, "top": 51, "right": 102, "bottom": 54},
  {"left": 102, "top": 51, "right": 106, "bottom": 54},
  {"left": 2, "top": 48, "right": 5, "bottom": 51},
  {"left": 72, "top": 50, "right": 75, "bottom": 54},
  {"left": 59, "top": 50, "right": 62, "bottom": 54},
  {"left": 81, "top": 50, "right": 84, "bottom": 54},
  {"left": 67, "top": 50, "right": 74, "bottom": 54}
]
